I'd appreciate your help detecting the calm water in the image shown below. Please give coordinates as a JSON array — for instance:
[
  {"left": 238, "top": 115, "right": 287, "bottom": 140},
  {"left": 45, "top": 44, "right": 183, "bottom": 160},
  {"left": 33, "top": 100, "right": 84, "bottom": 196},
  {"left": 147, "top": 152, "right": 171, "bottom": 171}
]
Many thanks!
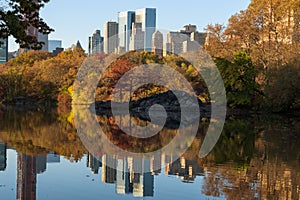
[{"left": 0, "top": 107, "right": 299, "bottom": 200}]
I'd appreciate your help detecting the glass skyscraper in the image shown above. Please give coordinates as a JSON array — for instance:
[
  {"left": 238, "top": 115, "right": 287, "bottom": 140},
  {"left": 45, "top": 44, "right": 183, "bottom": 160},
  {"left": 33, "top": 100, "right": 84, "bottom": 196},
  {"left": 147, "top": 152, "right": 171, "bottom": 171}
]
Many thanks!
[
  {"left": 104, "top": 22, "right": 119, "bottom": 54},
  {"left": 118, "top": 11, "right": 135, "bottom": 52},
  {"left": 0, "top": 38, "right": 8, "bottom": 64},
  {"left": 135, "top": 8, "right": 156, "bottom": 51},
  {"left": 48, "top": 40, "right": 62, "bottom": 52},
  {"left": 88, "top": 30, "right": 104, "bottom": 55}
]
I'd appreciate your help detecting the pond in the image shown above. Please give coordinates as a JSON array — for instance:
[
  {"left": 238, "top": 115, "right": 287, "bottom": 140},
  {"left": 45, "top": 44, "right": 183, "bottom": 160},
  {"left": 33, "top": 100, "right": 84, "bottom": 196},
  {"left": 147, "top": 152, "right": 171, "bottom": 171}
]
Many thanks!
[{"left": 0, "top": 107, "right": 299, "bottom": 200}]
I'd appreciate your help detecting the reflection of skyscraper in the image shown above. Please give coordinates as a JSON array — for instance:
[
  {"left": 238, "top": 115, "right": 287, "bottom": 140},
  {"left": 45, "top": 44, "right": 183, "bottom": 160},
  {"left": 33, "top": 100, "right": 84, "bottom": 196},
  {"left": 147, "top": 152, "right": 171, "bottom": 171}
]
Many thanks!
[
  {"left": 116, "top": 158, "right": 130, "bottom": 194},
  {"left": 132, "top": 158, "right": 154, "bottom": 197},
  {"left": 36, "top": 155, "right": 47, "bottom": 174},
  {"left": 16, "top": 153, "right": 37, "bottom": 200},
  {"left": 118, "top": 11, "right": 136, "bottom": 52},
  {"left": 135, "top": 8, "right": 156, "bottom": 51},
  {"left": 165, "top": 156, "right": 203, "bottom": 183},
  {"left": 47, "top": 152, "right": 60, "bottom": 163},
  {"left": 102, "top": 155, "right": 116, "bottom": 184},
  {"left": 0, "top": 142, "right": 7, "bottom": 171},
  {"left": 87, "top": 153, "right": 101, "bottom": 174},
  {"left": 151, "top": 154, "right": 162, "bottom": 175},
  {"left": 0, "top": 38, "right": 8, "bottom": 64}
]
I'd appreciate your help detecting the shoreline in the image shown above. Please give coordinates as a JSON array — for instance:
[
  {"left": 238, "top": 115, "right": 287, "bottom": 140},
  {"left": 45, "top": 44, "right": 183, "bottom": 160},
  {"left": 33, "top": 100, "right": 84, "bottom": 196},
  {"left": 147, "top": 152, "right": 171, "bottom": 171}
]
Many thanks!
[{"left": 1, "top": 101, "right": 300, "bottom": 117}]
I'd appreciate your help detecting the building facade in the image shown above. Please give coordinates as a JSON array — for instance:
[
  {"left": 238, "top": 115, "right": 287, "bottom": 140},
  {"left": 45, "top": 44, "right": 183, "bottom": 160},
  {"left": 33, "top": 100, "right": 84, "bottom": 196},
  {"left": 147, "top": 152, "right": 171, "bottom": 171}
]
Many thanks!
[
  {"left": 152, "top": 30, "right": 163, "bottom": 56},
  {"left": 166, "top": 32, "right": 190, "bottom": 55},
  {"left": 118, "top": 11, "right": 136, "bottom": 52},
  {"left": 89, "top": 30, "right": 104, "bottom": 55},
  {"left": 165, "top": 25, "right": 207, "bottom": 55},
  {"left": 48, "top": 40, "right": 62, "bottom": 52},
  {"left": 0, "top": 38, "right": 8, "bottom": 64},
  {"left": 104, "top": 22, "right": 119, "bottom": 54},
  {"left": 135, "top": 8, "right": 156, "bottom": 51},
  {"left": 129, "top": 22, "right": 145, "bottom": 51},
  {"left": 38, "top": 32, "right": 48, "bottom": 51}
]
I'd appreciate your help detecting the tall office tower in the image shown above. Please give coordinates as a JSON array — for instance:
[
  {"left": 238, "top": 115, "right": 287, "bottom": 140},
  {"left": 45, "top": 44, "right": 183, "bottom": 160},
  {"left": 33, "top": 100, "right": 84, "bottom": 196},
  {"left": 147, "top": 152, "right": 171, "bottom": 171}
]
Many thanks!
[
  {"left": 129, "top": 22, "right": 145, "bottom": 51},
  {"left": 104, "top": 22, "right": 119, "bottom": 54},
  {"left": 135, "top": 8, "right": 156, "bottom": 51},
  {"left": 48, "top": 40, "right": 62, "bottom": 52},
  {"left": 190, "top": 32, "right": 208, "bottom": 46},
  {"left": 38, "top": 32, "right": 49, "bottom": 51},
  {"left": 118, "top": 11, "right": 136, "bottom": 52},
  {"left": 166, "top": 32, "right": 190, "bottom": 55},
  {"left": 75, "top": 40, "right": 83, "bottom": 49},
  {"left": 182, "top": 40, "right": 199, "bottom": 52},
  {"left": 165, "top": 24, "right": 208, "bottom": 55},
  {"left": 89, "top": 30, "right": 104, "bottom": 55},
  {"left": 0, "top": 142, "right": 6, "bottom": 171},
  {"left": 152, "top": 30, "right": 163, "bottom": 57},
  {"left": 0, "top": 38, "right": 8, "bottom": 64},
  {"left": 16, "top": 154, "right": 37, "bottom": 200}
]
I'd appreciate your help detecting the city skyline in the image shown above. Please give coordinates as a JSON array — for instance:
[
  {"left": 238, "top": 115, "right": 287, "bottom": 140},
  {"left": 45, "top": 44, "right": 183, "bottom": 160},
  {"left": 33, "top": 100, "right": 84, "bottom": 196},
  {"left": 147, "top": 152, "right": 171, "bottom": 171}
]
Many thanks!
[{"left": 8, "top": 0, "right": 251, "bottom": 52}]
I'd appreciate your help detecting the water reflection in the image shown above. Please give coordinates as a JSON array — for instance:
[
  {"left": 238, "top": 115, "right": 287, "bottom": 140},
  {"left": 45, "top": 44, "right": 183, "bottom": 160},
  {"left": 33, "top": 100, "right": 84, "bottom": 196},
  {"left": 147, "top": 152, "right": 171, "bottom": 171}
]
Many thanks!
[{"left": 0, "top": 108, "right": 299, "bottom": 199}]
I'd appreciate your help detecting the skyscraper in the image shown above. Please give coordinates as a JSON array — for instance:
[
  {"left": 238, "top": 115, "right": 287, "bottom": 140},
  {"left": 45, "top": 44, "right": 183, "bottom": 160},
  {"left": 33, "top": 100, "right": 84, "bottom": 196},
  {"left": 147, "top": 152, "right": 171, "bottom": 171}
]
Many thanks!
[
  {"left": 104, "top": 22, "right": 119, "bottom": 54},
  {"left": 165, "top": 25, "right": 207, "bottom": 55},
  {"left": 118, "top": 11, "right": 136, "bottom": 52},
  {"left": 88, "top": 30, "right": 104, "bottom": 56},
  {"left": 152, "top": 30, "right": 163, "bottom": 57},
  {"left": 38, "top": 32, "right": 48, "bottom": 51},
  {"left": 129, "top": 22, "right": 144, "bottom": 51},
  {"left": 48, "top": 40, "right": 62, "bottom": 52},
  {"left": 0, "top": 38, "right": 8, "bottom": 64},
  {"left": 166, "top": 32, "right": 190, "bottom": 55},
  {"left": 135, "top": 8, "right": 156, "bottom": 51}
]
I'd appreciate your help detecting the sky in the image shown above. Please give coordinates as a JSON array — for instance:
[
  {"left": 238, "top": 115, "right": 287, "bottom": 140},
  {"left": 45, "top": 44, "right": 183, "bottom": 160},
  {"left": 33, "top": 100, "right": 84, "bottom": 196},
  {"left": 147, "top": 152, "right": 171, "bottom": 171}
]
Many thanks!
[{"left": 8, "top": 0, "right": 251, "bottom": 52}]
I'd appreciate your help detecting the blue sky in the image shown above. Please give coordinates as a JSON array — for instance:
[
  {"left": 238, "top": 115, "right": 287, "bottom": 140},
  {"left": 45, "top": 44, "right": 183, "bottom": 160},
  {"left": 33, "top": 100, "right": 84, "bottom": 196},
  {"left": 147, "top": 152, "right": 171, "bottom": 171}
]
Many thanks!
[{"left": 9, "top": 0, "right": 251, "bottom": 51}]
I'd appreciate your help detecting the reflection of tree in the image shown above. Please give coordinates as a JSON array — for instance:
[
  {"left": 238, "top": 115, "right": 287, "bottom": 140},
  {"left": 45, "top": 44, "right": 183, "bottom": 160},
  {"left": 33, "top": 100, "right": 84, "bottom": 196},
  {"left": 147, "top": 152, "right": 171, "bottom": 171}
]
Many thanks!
[
  {"left": 206, "top": 117, "right": 256, "bottom": 167},
  {"left": 0, "top": 108, "right": 299, "bottom": 199},
  {"left": 0, "top": 108, "right": 86, "bottom": 161},
  {"left": 201, "top": 116, "right": 300, "bottom": 200}
]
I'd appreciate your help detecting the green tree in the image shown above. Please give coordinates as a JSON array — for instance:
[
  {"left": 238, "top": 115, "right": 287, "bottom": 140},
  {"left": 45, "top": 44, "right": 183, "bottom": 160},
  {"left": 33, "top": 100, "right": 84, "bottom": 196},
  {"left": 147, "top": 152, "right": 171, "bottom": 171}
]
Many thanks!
[
  {"left": 215, "top": 51, "right": 259, "bottom": 108},
  {"left": 0, "top": 0, "right": 53, "bottom": 49}
]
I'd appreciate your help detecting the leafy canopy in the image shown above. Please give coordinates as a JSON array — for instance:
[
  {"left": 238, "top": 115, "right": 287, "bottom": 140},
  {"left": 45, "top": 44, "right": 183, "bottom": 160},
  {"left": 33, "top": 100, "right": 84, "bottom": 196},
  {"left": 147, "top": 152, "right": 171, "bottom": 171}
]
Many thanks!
[{"left": 0, "top": 0, "right": 53, "bottom": 49}]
